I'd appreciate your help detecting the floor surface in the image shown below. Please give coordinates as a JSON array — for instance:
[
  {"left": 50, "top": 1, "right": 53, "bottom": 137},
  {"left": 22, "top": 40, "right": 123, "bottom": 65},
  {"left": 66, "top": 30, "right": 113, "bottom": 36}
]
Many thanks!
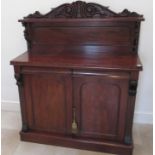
[{"left": 1, "top": 111, "right": 153, "bottom": 155}]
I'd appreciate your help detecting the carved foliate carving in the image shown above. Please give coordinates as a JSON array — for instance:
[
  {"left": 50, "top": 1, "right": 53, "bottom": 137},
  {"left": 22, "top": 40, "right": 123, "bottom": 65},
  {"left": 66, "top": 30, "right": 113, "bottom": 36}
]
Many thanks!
[
  {"left": 27, "top": 11, "right": 42, "bottom": 18},
  {"left": 21, "top": 22, "right": 31, "bottom": 50},
  {"left": 119, "top": 9, "right": 142, "bottom": 17},
  {"left": 132, "top": 22, "right": 140, "bottom": 52},
  {"left": 24, "top": 1, "right": 142, "bottom": 19}
]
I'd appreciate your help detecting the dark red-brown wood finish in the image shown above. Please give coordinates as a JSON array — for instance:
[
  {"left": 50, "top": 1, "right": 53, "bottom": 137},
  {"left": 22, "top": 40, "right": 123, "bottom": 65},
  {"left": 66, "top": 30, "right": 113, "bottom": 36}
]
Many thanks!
[{"left": 11, "top": 1, "right": 144, "bottom": 155}]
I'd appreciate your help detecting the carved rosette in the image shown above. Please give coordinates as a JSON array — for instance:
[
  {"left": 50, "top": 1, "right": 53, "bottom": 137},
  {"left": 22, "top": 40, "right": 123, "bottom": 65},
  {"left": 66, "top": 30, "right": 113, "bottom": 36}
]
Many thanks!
[{"left": 25, "top": 1, "right": 143, "bottom": 19}]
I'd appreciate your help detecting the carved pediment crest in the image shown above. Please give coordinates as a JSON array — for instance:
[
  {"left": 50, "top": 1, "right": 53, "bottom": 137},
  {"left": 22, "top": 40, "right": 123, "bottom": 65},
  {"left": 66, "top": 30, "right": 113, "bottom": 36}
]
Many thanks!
[{"left": 25, "top": 1, "right": 143, "bottom": 19}]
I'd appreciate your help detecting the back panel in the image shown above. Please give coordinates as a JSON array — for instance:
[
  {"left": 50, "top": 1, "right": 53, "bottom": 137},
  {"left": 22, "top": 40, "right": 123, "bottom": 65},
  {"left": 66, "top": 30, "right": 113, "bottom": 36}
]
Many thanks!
[{"left": 26, "top": 21, "right": 140, "bottom": 54}]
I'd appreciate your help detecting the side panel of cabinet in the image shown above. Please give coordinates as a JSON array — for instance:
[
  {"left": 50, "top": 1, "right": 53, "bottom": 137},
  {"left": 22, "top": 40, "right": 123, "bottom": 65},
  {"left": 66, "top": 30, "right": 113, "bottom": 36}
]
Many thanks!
[
  {"left": 23, "top": 68, "right": 72, "bottom": 134},
  {"left": 73, "top": 72, "right": 129, "bottom": 142}
]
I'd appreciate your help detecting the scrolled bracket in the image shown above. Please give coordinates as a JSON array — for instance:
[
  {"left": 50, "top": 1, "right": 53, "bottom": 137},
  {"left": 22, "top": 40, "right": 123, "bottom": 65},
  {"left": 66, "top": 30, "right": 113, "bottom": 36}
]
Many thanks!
[
  {"left": 21, "top": 22, "right": 31, "bottom": 50},
  {"left": 14, "top": 73, "right": 23, "bottom": 86},
  {"left": 128, "top": 80, "right": 137, "bottom": 96},
  {"left": 132, "top": 22, "right": 140, "bottom": 52}
]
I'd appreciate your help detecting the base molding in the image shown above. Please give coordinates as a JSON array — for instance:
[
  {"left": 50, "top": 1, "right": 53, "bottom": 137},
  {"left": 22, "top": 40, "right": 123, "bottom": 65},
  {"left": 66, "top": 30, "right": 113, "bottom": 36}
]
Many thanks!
[{"left": 20, "top": 131, "right": 133, "bottom": 155}]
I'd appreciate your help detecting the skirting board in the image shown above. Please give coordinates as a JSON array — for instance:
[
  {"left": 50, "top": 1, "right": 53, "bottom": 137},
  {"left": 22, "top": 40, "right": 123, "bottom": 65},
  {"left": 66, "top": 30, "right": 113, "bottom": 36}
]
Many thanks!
[
  {"left": 1, "top": 100, "right": 20, "bottom": 112},
  {"left": 1, "top": 100, "right": 153, "bottom": 124}
]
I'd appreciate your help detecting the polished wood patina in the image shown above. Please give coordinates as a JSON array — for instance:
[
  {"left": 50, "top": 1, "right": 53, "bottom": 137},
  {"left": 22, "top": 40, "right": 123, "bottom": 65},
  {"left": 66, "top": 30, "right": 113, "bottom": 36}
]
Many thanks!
[{"left": 11, "top": 1, "right": 144, "bottom": 155}]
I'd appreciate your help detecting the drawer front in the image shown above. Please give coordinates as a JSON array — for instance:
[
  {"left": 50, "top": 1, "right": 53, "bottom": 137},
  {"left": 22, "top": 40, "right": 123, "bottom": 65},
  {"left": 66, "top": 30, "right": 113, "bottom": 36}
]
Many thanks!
[{"left": 73, "top": 71, "right": 130, "bottom": 142}]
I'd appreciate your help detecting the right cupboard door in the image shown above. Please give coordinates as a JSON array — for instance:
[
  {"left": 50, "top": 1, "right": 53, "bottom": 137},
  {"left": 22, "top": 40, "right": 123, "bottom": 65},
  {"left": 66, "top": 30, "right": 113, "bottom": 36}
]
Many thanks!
[{"left": 73, "top": 71, "right": 129, "bottom": 142}]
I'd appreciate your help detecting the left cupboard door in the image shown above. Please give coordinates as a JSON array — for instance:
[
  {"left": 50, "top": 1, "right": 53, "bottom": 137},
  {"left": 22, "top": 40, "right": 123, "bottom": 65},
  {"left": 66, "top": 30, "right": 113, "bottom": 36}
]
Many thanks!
[{"left": 22, "top": 68, "right": 72, "bottom": 135}]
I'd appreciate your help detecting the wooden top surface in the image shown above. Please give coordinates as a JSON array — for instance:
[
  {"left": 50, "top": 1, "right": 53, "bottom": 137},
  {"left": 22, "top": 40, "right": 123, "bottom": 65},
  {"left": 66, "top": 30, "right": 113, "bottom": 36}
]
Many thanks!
[{"left": 11, "top": 51, "right": 142, "bottom": 71}]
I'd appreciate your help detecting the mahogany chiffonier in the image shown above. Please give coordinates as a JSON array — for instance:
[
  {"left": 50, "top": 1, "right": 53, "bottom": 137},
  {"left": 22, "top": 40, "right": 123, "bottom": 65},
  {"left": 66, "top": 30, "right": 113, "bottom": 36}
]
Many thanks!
[{"left": 10, "top": 1, "right": 144, "bottom": 155}]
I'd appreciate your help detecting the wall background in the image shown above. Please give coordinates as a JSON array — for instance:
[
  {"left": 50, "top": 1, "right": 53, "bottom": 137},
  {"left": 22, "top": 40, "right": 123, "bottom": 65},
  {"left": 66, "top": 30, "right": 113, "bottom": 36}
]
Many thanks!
[{"left": 2, "top": 0, "right": 153, "bottom": 123}]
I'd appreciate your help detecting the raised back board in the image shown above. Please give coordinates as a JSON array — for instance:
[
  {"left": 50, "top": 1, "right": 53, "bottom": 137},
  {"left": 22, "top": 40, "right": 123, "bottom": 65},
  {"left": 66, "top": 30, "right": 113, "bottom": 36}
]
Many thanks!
[{"left": 19, "top": 1, "right": 144, "bottom": 54}]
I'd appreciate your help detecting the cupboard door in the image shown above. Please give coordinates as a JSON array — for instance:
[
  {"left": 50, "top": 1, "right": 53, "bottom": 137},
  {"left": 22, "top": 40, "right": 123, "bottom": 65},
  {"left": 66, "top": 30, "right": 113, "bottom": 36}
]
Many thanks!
[
  {"left": 23, "top": 68, "right": 72, "bottom": 134},
  {"left": 73, "top": 71, "right": 129, "bottom": 141}
]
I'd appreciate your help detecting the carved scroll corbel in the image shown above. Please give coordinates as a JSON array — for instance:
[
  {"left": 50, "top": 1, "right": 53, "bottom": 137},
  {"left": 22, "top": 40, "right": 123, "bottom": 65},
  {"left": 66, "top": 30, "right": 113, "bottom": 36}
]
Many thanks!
[
  {"left": 14, "top": 73, "right": 23, "bottom": 86},
  {"left": 14, "top": 73, "right": 28, "bottom": 132},
  {"left": 21, "top": 22, "right": 31, "bottom": 50},
  {"left": 128, "top": 80, "right": 137, "bottom": 96}
]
